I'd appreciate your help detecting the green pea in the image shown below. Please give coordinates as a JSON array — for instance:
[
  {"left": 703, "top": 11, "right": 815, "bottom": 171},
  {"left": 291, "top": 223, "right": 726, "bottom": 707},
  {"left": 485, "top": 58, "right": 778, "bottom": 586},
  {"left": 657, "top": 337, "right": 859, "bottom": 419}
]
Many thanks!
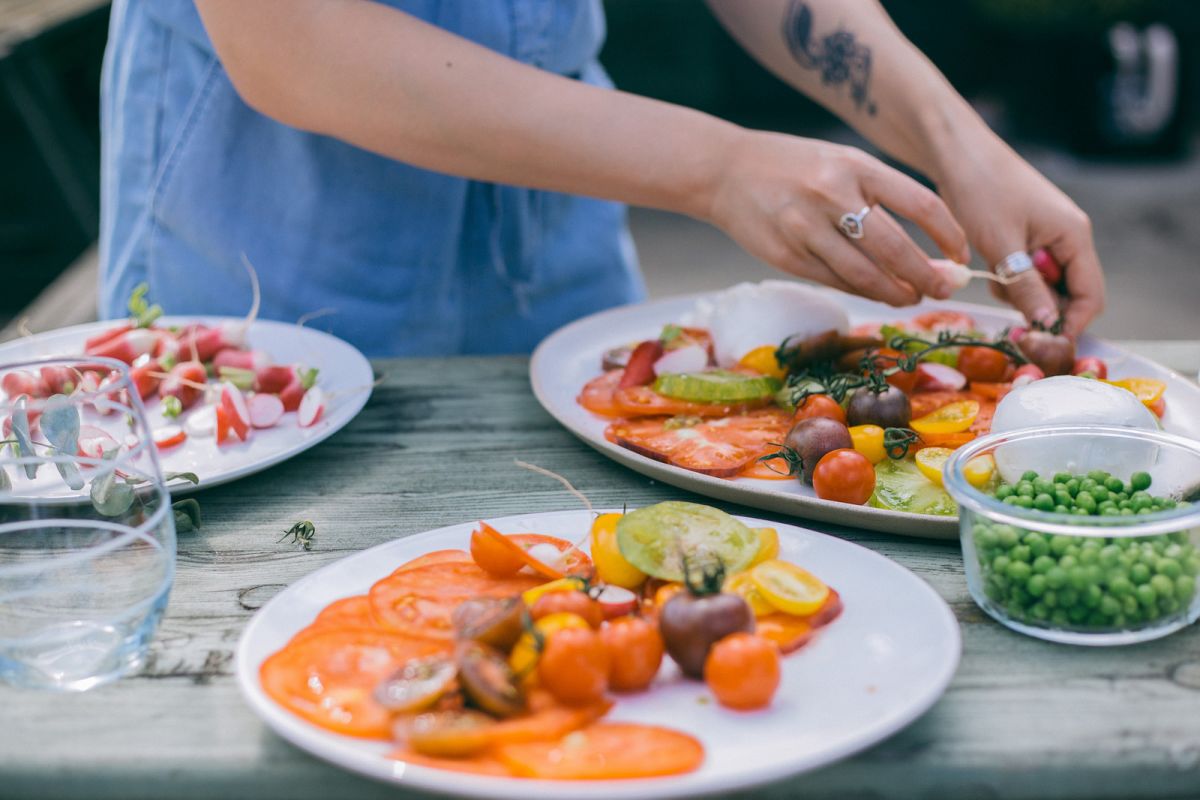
[
  {"left": 1159, "top": 597, "right": 1180, "bottom": 616},
  {"left": 1017, "top": 483, "right": 1035, "bottom": 498},
  {"left": 1104, "top": 477, "right": 1125, "bottom": 493},
  {"left": 1121, "top": 594, "right": 1139, "bottom": 616},
  {"left": 1099, "top": 545, "right": 1121, "bottom": 566},
  {"left": 995, "top": 484, "right": 1014, "bottom": 500},
  {"left": 1003, "top": 496, "right": 1020, "bottom": 506},
  {"left": 1091, "top": 486, "right": 1110, "bottom": 503},
  {"left": 1050, "top": 535, "right": 1072, "bottom": 556},
  {"left": 1027, "top": 574, "right": 1047, "bottom": 597},
  {"left": 1100, "top": 595, "right": 1121, "bottom": 616},
  {"left": 1055, "top": 490, "right": 1073, "bottom": 508},
  {"left": 1034, "top": 493, "right": 1055, "bottom": 511},
  {"left": 1098, "top": 501, "right": 1117, "bottom": 513},
  {"left": 1108, "top": 576, "right": 1133, "bottom": 596},
  {"left": 1068, "top": 568, "right": 1090, "bottom": 591},
  {"left": 1086, "top": 610, "right": 1108, "bottom": 627},
  {"left": 1121, "top": 508, "right": 1135, "bottom": 516},
  {"left": 1086, "top": 565, "right": 1104, "bottom": 585},
  {"left": 1130, "top": 471, "right": 1152, "bottom": 492},
  {"left": 1059, "top": 555, "right": 1078, "bottom": 571},
  {"left": 1053, "top": 472, "right": 1072, "bottom": 484},
  {"left": 1150, "top": 574, "right": 1175, "bottom": 600},
  {"left": 1065, "top": 479, "right": 1080, "bottom": 496},
  {"left": 993, "top": 555, "right": 1012, "bottom": 574},
  {"left": 1026, "top": 534, "right": 1050, "bottom": 558},
  {"left": 1010, "top": 586, "right": 1033, "bottom": 607},
  {"left": 1086, "top": 469, "right": 1108, "bottom": 482},
  {"left": 996, "top": 526, "right": 1019, "bottom": 549},
  {"left": 1175, "top": 576, "right": 1196, "bottom": 600},
  {"left": 1102, "top": 507, "right": 1122, "bottom": 517},
  {"left": 1021, "top": 470, "right": 1040, "bottom": 483},
  {"left": 1011, "top": 545, "right": 1032, "bottom": 563},
  {"left": 1135, "top": 584, "right": 1158, "bottom": 607},
  {"left": 1074, "top": 508, "right": 1091, "bottom": 517},
  {"left": 1045, "top": 567, "right": 1068, "bottom": 589},
  {"left": 1030, "top": 602, "right": 1049, "bottom": 620},
  {"left": 1082, "top": 584, "right": 1102, "bottom": 608},
  {"left": 1043, "top": 590, "right": 1059, "bottom": 608},
  {"left": 1164, "top": 543, "right": 1184, "bottom": 559},
  {"left": 1075, "top": 492, "right": 1097, "bottom": 513},
  {"left": 1079, "top": 547, "right": 1099, "bottom": 565},
  {"left": 1015, "top": 496, "right": 1035, "bottom": 509},
  {"left": 975, "top": 527, "right": 999, "bottom": 549},
  {"left": 1068, "top": 605, "right": 1089, "bottom": 624},
  {"left": 1156, "top": 558, "right": 1182, "bottom": 579},
  {"left": 1055, "top": 505, "right": 1071, "bottom": 514},
  {"left": 1033, "top": 555, "right": 1055, "bottom": 574},
  {"left": 1050, "top": 609, "right": 1070, "bottom": 627},
  {"left": 1133, "top": 497, "right": 1153, "bottom": 512},
  {"left": 1007, "top": 561, "right": 1033, "bottom": 582},
  {"left": 1131, "top": 563, "right": 1151, "bottom": 584},
  {"left": 1033, "top": 478, "right": 1055, "bottom": 496}
]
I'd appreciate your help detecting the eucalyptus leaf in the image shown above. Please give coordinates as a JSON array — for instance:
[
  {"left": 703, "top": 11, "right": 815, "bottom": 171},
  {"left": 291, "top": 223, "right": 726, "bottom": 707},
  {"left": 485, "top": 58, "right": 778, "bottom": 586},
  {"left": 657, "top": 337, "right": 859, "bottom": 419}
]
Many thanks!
[
  {"left": 90, "top": 453, "right": 135, "bottom": 517},
  {"left": 173, "top": 498, "right": 202, "bottom": 533},
  {"left": 11, "top": 396, "right": 37, "bottom": 479},
  {"left": 56, "top": 461, "right": 85, "bottom": 491},
  {"left": 41, "top": 394, "right": 80, "bottom": 454}
]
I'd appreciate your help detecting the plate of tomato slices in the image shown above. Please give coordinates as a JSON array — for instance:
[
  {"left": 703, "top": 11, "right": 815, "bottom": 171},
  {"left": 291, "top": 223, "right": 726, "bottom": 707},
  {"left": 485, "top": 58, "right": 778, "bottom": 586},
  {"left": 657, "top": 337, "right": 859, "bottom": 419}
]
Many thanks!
[
  {"left": 531, "top": 284, "right": 1200, "bottom": 539},
  {"left": 236, "top": 507, "right": 960, "bottom": 799},
  {"left": 0, "top": 315, "right": 373, "bottom": 495}
]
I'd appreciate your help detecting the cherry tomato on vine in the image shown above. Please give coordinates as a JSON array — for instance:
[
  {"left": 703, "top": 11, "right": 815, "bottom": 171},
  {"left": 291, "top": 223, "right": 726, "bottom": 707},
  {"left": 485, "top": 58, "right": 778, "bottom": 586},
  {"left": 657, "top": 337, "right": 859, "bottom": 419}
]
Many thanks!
[
  {"left": 599, "top": 616, "right": 664, "bottom": 692},
  {"left": 867, "top": 348, "right": 919, "bottom": 394},
  {"left": 530, "top": 591, "right": 603, "bottom": 629},
  {"left": 704, "top": 633, "right": 780, "bottom": 711},
  {"left": 811, "top": 448, "right": 876, "bottom": 505},
  {"left": 957, "top": 347, "right": 1010, "bottom": 383},
  {"left": 792, "top": 394, "right": 846, "bottom": 425},
  {"left": 537, "top": 627, "right": 611, "bottom": 706}
]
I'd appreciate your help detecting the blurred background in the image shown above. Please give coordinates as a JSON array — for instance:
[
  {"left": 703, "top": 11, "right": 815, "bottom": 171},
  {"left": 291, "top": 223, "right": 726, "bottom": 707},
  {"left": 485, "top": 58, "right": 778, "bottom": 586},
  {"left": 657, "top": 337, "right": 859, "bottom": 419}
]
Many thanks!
[{"left": 2, "top": 0, "right": 1198, "bottom": 340}]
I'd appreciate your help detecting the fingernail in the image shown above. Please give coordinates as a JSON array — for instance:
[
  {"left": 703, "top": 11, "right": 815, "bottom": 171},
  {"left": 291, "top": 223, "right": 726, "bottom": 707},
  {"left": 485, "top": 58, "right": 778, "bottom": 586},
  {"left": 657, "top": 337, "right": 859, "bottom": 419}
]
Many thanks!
[{"left": 1034, "top": 307, "right": 1057, "bottom": 327}]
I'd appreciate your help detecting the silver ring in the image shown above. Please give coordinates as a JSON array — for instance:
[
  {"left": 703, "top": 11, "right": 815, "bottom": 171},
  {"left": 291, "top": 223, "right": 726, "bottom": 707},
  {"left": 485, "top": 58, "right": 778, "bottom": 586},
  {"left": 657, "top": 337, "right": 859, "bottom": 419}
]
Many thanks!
[
  {"left": 994, "top": 251, "right": 1035, "bottom": 280},
  {"left": 838, "top": 206, "right": 872, "bottom": 239}
]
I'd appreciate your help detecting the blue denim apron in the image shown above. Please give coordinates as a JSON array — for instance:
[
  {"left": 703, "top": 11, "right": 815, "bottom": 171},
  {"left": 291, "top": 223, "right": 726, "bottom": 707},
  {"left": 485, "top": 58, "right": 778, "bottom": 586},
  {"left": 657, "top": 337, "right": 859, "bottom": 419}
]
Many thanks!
[{"left": 99, "top": 0, "right": 644, "bottom": 356}]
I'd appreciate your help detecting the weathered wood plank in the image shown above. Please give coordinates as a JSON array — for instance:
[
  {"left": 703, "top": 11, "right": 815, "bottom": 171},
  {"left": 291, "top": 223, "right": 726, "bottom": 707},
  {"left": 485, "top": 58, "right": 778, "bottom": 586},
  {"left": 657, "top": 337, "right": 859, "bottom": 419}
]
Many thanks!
[{"left": 2, "top": 353, "right": 1200, "bottom": 800}]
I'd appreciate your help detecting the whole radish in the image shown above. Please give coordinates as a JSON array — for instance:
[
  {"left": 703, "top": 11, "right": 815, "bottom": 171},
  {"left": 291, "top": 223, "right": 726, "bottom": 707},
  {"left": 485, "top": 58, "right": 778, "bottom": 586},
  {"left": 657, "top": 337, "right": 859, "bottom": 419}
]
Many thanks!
[
  {"left": 214, "top": 348, "right": 268, "bottom": 372},
  {"left": 84, "top": 324, "right": 133, "bottom": 353},
  {"left": 254, "top": 364, "right": 295, "bottom": 395},
  {"left": 87, "top": 328, "right": 159, "bottom": 364},
  {"left": 159, "top": 361, "right": 209, "bottom": 411}
]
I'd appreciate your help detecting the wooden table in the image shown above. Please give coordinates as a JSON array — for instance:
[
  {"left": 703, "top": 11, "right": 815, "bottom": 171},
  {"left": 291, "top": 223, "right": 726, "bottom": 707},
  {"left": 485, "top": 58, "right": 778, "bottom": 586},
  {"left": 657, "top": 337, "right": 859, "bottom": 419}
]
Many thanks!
[{"left": 4, "top": 347, "right": 1200, "bottom": 800}]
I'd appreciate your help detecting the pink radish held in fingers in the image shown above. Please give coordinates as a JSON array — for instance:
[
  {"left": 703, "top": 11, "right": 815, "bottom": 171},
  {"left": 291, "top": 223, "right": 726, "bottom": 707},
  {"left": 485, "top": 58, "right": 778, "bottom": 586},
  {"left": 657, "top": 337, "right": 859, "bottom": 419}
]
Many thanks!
[
  {"left": 87, "top": 327, "right": 159, "bottom": 364},
  {"left": 214, "top": 348, "right": 268, "bottom": 372},
  {"left": 297, "top": 387, "right": 325, "bottom": 428},
  {"left": 160, "top": 361, "right": 208, "bottom": 411},
  {"left": 254, "top": 364, "right": 294, "bottom": 395},
  {"left": 220, "top": 382, "right": 251, "bottom": 440},
  {"left": 153, "top": 425, "right": 187, "bottom": 450},
  {"left": 248, "top": 393, "right": 284, "bottom": 429}
]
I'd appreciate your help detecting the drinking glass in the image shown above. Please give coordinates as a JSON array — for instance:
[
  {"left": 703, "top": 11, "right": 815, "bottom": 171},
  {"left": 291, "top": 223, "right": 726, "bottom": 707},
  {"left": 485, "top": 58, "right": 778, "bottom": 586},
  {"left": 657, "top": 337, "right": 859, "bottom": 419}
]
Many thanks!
[{"left": 0, "top": 356, "right": 175, "bottom": 690}]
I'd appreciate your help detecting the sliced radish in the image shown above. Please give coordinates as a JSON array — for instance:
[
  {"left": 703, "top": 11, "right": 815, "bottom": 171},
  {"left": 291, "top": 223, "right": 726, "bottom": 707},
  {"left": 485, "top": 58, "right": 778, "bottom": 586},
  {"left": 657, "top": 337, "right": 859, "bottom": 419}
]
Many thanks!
[
  {"left": 297, "top": 386, "right": 325, "bottom": 428},
  {"left": 215, "top": 404, "right": 233, "bottom": 445},
  {"left": 77, "top": 426, "right": 119, "bottom": 459},
  {"left": 214, "top": 348, "right": 269, "bottom": 372},
  {"left": 153, "top": 425, "right": 187, "bottom": 450},
  {"left": 248, "top": 393, "right": 284, "bottom": 429},
  {"left": 523, "top": 542, "right": 566, "bottom": 574},
  {"left": 915, "top": 362, "right": 967, "bottom": 391},
  {"left": 219, "top": 382, "right": 251, "bottom": 440},
  {"left": 594, "top": 585, "right": 638, "bottom": 619},
  {"left": 185, "top": 405, "right": 217, "bottom": 438},
  {"left": 652, "top": 343, "right": 709, "bottom": 376}
]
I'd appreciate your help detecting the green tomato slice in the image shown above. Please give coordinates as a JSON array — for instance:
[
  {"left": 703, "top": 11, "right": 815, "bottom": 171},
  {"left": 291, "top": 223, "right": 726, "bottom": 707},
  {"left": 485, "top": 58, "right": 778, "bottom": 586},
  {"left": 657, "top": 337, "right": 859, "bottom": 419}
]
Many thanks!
[
  {"left": 870, "top": 457, "right": 959, "bottom": 516},
  {"left": 616, "top": 501, "right": 761, "bottom": 581},
  {"left": 652, "top": 371, "right": 781, "bottom": 403}
]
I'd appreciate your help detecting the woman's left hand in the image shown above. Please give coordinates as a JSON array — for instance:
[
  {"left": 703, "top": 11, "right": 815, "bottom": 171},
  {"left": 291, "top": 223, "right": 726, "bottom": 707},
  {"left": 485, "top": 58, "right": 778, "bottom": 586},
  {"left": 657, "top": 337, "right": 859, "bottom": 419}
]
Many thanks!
[{"left": 936, "top": 139, "right": 1106, "bottom": 338}]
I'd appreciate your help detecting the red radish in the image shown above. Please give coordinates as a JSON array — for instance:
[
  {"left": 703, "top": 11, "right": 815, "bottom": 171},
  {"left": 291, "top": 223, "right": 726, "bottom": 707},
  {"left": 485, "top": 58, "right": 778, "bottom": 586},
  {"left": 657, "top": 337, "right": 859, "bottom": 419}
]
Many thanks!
[
  {"left": 87, "top": 327, "right": 159, "bottom": 364},
  {"left": 254, "top": 364, "right": 295, "bottom": 394},
  {"left": 2, "top": 371, "right": 42, "bottom": 399},
  {"left": 279, "top": 379, "right": 306, "bottom": 412},
  {"left": 77, "top": 425, "right": 119, "bottom": 459},
  {"left": 152, "top": 330, "right": 180, "bottom": 360},
  {"left": 297, "top": 387, "right": 325, "bottom": 427},
  {"left": 153, "top": 425, "right": 187, "bottom": 450},
  {"left": 1011, "top": 363, "right": 1046, "bottom": 389},
  {"left": 77, "top": 371, "right": 102, "bottom": 395},
  {"left": 219, "top": 382, "right": 251, "bottom": 440},
  {"left": 618, "top": 340, "right": 663, "bottom": 389},
  {"left": 248, "top": 393, "right": 284, "bottom": 428},
  {"left": 186, "top": 405, "right": 217, "bottom": 439},
  {"left": 40, "top": 366, "right": 80, "bottom": 395},
  {"left": 159, "top": 361, "right": 208, "bottom": 411},
  {"left": 1032, "top": 249, "right": 1063, "bottom": 286},
  {"left": 915, "top": 362, "right": 967, "bottom": 391},
  {"left": 652, "top": 343, "right": 708, "bottom": 376},
  {"left": 84, "top": 324, "right": 133, "bottom": 352},
  {"left": 214, "top": 348, "right": 268, "bottom": 372},
  {"left": 594, "top": 585, "right": 638, "bottom": 619},
  {"left": 1071, "top": 356, "right": 1107, "bottom": 379},
  {"left": 130, "top": 360, "right": 162, "bottom": 400}
]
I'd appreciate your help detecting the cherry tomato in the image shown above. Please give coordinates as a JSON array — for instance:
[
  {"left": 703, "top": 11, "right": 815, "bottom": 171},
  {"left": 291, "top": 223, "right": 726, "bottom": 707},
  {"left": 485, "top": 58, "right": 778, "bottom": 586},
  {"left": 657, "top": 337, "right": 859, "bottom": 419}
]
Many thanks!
[
  {"left": 792, "top": 394, "right": 847, "bottom": 425},
  {"left": 599, "top": 616, "right": 664, "bottom": 692},
  {"left": 530, "top": 591, "right": 603, "bottom": 629},
  {"left": 703, "top": 633, "right": 780, "bottom": 711},
  {"left": 537, "top": 627, "right": 611, "bottom": 706},
  {"left": 866, "top": 348, "right": 919, "bottom": 394},
  {"left": 957, "top": 346, "right": 1010, "bottom": 383},
  {"left": 848, "top": 424, "right": 886, "bottom": 464},
  {"left": 1072, "top": 357, "right": 1108, "bottom": 379},
  {"left": 469, "top": 523, "right": 526, "bottom": 577},
  {"left": 811, "top": 448, "right": 876, "bottom": 505}
]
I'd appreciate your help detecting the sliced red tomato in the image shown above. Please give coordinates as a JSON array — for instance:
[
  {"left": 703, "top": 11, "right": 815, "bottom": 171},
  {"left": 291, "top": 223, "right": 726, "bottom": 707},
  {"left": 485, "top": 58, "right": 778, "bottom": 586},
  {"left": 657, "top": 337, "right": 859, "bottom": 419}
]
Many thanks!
[
  {"left": 496, "top": 722, "right": 705, "bottom": 780},
  {"left": 578, "top": 371, "right": 624, "bottom": 417},
  {"left": 391, "top": 549, "right": 473, "bottom": 575},
  {"left": 969, "top": 381, "right": 1012, "bottom": 401},
  {"left": 608, "top": 409, "right": 791, "bottom": 478},
  {"left": 909, "top": 310, "right": 976, "bottom": 333},
  {"left": 508, "top": 533, "right": 594, "bottom": 579},
  {"left": 369, "top": 562, "right": 543, "bottom": 640},
  {"left": 260, "top": 629, "right": 450, "bottom": 739}
]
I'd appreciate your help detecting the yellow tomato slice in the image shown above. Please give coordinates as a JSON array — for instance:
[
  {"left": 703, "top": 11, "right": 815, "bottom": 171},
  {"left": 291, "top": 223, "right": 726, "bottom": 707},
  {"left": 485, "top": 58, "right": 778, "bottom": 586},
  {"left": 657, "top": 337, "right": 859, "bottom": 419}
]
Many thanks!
[
  {"left": 724, "top": 571, "right": 777, "bottom": 617},
  {"left": 749, "top": 560, "right": 829, "bottom": 616},
  {"left": 914, "top": 447, "right": 953, "bottom": 488},
  {"left": 521, "top": 576, "right": 587, "bottom": 607},
  {"left": 1105, "top": 378, "right": 1166, "bottom": 408},
  {"left": 963, "top": 453, "right": 996, "bottom": 489},
  {"left": 589, "top": 513, "right": 646, "bottom": 590},
  {"left": 748, "top": 527, "right": 780, "bottom": 567},
  {"left": 738, "top": 345, "right": 787, "bottom": 380},
  {"left": 910, "top": 400, "right": 980, "bottom": 435},
  {"left": 849, "top": 424, "right": 887, "bottom": 464}
]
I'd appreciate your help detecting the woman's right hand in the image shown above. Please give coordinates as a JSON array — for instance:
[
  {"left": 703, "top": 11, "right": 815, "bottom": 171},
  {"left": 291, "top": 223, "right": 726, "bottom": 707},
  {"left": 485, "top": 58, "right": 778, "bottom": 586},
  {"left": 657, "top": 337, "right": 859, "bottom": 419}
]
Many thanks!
[{"left": 703, "top": 130, "right": 970, "bottom": 306}]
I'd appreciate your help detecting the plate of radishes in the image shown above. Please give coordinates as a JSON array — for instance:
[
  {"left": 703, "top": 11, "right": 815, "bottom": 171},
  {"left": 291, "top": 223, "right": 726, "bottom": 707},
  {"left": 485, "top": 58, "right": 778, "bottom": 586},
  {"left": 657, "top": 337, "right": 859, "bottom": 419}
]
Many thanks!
[{"left": 0, "top": 299, "right": 374, "bottom": 495}]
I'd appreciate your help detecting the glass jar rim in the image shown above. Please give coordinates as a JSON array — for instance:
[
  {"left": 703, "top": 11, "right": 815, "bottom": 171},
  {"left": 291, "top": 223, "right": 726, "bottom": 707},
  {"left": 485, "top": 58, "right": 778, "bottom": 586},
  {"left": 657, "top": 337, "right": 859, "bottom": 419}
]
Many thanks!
[{"left": 944, "top": 424, "right": 1200, "bottom": 538}]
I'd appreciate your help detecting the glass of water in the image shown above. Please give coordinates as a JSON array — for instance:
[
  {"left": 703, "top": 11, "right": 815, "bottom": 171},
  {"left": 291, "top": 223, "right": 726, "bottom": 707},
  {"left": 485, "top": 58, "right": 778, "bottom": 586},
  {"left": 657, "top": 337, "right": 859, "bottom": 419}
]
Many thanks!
[{"left": 0, "top": 356, "right": 175, "bottom": 690}]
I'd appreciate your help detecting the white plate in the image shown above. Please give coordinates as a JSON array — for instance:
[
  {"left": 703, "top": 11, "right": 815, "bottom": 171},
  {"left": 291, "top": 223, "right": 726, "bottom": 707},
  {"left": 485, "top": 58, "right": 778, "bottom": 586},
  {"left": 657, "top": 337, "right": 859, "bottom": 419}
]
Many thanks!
[
  {"left": 532, "top": 290, "right": 1200, "bottom": 539},
  {"left": 0, "top": 317, "right": 373, "bottom": 494},
  {"left": 236, "top": 509, "right": 960, "bottom": 799}
]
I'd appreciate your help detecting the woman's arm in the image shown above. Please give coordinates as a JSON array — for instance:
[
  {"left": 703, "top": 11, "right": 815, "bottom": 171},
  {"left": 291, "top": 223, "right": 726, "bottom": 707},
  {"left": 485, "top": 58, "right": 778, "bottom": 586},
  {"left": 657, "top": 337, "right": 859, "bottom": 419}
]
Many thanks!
[
  {"left": 194, "top": 0, "right": 968, "bottom": 306},
  {"left": 708, "top": 0, "right": 1105, "bottom": 335}
]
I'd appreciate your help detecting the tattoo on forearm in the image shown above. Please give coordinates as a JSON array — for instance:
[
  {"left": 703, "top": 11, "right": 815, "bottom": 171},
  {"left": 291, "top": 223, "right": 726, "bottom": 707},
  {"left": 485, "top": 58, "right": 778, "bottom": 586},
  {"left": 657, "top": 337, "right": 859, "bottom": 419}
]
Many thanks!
[{"left": 782, "top": 1, "right": 876, "bottom": 115}]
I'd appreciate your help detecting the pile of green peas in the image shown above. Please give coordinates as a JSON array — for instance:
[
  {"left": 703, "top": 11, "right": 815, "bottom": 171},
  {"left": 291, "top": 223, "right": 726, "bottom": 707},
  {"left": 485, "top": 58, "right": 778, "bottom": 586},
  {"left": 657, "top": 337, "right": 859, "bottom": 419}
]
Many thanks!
[{"left": 972, "top": 469, "right": 1198, "bottom": 630}]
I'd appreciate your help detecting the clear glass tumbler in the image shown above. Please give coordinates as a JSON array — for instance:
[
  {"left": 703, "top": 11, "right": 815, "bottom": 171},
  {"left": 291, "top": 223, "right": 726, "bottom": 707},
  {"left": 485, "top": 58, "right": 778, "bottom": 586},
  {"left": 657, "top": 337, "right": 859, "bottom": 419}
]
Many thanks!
[{"left": 0, "top": 357, "right": 175, "bottom": 690}]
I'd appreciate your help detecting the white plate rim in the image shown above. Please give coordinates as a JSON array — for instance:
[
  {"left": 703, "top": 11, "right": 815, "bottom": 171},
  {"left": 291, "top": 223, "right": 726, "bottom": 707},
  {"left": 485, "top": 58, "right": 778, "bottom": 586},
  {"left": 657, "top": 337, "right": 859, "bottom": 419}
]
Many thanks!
[
  {"left": 0, "top": 316, "right": 374, "bottom": 495},
  {"left": 235, "top": 508, "right": 961, "bottom": 800}
]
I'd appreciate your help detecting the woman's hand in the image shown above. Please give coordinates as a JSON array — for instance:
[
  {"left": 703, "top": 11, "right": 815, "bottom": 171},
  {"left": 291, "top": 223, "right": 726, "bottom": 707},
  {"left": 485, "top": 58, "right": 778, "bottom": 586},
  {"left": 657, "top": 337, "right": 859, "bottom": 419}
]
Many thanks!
[
  {"left": 936, "top": 137, "right": 1106, "bottom": 338},
  {"left": 703, "top": 130, "right": 970, "bottom": 307}
]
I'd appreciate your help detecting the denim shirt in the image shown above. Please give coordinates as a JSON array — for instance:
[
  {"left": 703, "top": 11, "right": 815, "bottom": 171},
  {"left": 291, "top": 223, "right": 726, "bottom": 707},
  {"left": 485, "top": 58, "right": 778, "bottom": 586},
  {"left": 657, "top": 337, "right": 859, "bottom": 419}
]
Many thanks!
[{"left": 99, "top": 0, "right": 644, "bottom": 356}]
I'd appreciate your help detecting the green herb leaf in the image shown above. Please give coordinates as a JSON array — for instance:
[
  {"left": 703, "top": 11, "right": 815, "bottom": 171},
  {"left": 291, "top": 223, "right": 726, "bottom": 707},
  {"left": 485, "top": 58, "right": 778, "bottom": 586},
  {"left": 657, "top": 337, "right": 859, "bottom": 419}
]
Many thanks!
[
  {"left": 659, "top": 324, "right": 682, "bottom": 344},
  {"left": 90, "top": 453, "right": 135, "bottom": 517},
  {"left": 279, "top": 520, "right": 316, "bottom": 551},
  {"left": 161, "top": 395, "right": 182, "bottom": 419},
  {"left": 299, "top": 367, "right": 319, "bottom": 391},
  {"left": 217, "top": 366, "right": 255, "bottom": 391},
  {"left": 172, "top": 498, "right": 202, "bottom": 532},
  {"left": 11, "top": 397, "right": 37, "bottom": 479},
  {"left": 127, "top": 283, "right": 163, "bottom": 328}
]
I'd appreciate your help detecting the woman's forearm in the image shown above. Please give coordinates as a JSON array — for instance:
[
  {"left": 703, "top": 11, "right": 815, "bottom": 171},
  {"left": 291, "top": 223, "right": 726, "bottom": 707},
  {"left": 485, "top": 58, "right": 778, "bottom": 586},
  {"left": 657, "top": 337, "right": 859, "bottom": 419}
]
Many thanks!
[
  {"left": 706, "top": 0, "right": 998, "bottom": 185},
  {"left": 195, "top": 0, "right": 739, "bottom": 219}
]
